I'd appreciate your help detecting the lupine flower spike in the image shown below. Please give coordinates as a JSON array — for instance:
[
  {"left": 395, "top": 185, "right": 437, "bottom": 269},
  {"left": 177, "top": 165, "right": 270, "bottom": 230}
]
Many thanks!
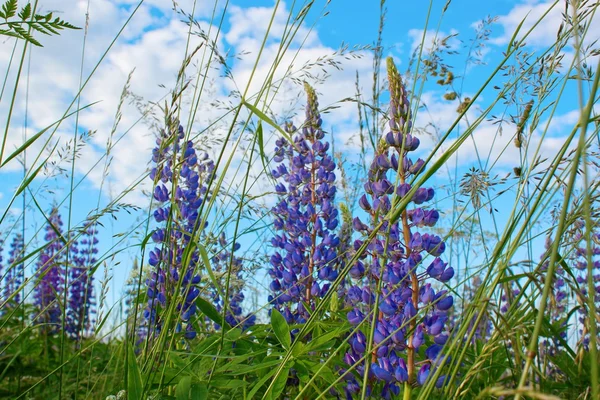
[
  {"left": 66, "top": 219, "right": 98, "bottom": 339},
  {"left": 34, "top": 208, "right": 66, "bottom": 333},
  {"left": 3, "top": 233, "right": 25, "bottom": 306},
  {"left": 268, "top": 82, "right": 341, "bottom": 326},
  {"left": 211, "top": 232, "right": 256, "bottom": 330},
  {"left": 343, "top": 58, "right": 453, "bottom": 398},
  {"left": 145, "top": 123, "right": 214, "bottom": 340}
]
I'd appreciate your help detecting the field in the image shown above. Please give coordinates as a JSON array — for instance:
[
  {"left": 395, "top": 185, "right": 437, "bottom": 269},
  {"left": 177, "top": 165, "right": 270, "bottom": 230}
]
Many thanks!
[{"left": 0, "top": 0, "right": 599, "bottom": 399}]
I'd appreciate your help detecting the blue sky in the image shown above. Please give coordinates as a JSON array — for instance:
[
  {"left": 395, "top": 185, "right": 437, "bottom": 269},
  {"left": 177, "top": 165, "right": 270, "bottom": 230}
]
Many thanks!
[{"left": 0, "top": 0, "right": 597, "bottom": 322}]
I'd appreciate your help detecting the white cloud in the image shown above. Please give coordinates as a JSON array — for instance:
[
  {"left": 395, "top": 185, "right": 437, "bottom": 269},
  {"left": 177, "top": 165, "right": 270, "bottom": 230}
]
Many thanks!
[
  {"left": 407, "top": 28, "right": 460, "bottom": 53},
  {"left": 493, "top": 0, "right": 600, "bottom": 48},
  {"left": 0, "top": 0, "right": 374, "bottom": 208}
]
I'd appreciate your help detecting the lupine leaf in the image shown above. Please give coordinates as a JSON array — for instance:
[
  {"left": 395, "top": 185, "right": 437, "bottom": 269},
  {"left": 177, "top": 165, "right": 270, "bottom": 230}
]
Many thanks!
[
  {"left": 190, "top": 383, "right": 208, "bottom": 400},
  {"left": 267, "top": 364, "right": 290, "bottom": 400},
  {"left": 270, "top": 309, "right": 291, "bottom": 349},
  {"left": 196, "top": 297, "right": 229, "bottom": 331},
  {"left": 176, "top": 376, "right": 192, "bottom": 400}
]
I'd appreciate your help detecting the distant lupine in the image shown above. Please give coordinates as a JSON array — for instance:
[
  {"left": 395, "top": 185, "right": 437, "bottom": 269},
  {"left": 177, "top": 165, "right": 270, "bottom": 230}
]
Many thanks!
[
  {"left": 0, "top": 236, "right": 4, "bottom": 302},
  {"left": 463, "top": 275, "right": 492, "bottom": 343},
  {"left": 500, "top": 283, "right": 520, "bottom": 314},
  {"left": 268, "top": 82, "right": 341, "bottom": 325},
  {"left": 343, "top": 58, "right": 454, "bottom": 398},
  {"left": 145, "top": 123, "right": 214, "bottom": 340},
  {"left": 34, "top": 208, "right": 66, "bottom": 332},
  {"left": 540, "top": 234, "right": 568, "bottom": 350},
  {"left": 211, "top": 232, "right": 255, "bottom": 330},
  {"left": 3, "top": 233, "right": 25, "bottom": 306},
  {"left": 572, "top": 221, "right": 600, "bottom": 349},
  {"left": 66, "top": 220, "right": 98, "bottom": 339}
]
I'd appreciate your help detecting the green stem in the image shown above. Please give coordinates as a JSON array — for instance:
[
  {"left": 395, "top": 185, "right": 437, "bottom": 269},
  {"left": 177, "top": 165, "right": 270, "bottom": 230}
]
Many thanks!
[{"left": 403, "top": 382, "right": 412, "bottom": 400}]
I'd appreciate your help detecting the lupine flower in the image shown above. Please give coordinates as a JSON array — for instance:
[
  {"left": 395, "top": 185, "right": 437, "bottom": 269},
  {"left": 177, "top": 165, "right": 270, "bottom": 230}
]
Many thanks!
[
  {"left": 343, "top": 58, "right": 453, "bottom": 397},
  {"left": 0, "top": 236, "right": 4, "bottom": 303},
  {"left": 572, "top": 221, "right": 600, "bottom": 349},
  {"left": 3, "top": 233, "right": 25, "bottom": 306},
  {"left": 34, "top": 208, "right": 66, "bottom": 333},
  {"left": 461, "top": 275, "right": 492, "bottom": 343},
  {"left": 66, "top": 219, "right": 98, "bottom": 339},
  {"left": 268, "top": 82, "right": 341, "bottom": 325},
  {"left": 538, "top": 234, "right": 568, "bottom": 363},
  {"left": 144, "top": 123, "right": 215, "bottom": 340},
  {"left": 211, "top": 232, "right": 255, "bottom": 330}
]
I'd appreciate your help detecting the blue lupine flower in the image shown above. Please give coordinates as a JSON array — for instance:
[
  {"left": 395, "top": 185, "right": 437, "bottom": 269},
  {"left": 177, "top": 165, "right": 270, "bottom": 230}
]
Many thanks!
[
  {"left": 33, "top": 208, "right": 66, "bottom": 333},
  {"left": 144, "top": 123, "right": 214, "bottom": 340},
  {"left": 572, "top": 223, "right": 600, "bottom": 350},
  {"left": 66, "top": 219, "right": 98, "bottom": 339},
  {"left": 210, "top": 232, "right": 256, "bottom": 330},
  {"left": 268, "top": 82, "right": 341, "bottom": 325},
  {"left": 343, "top": 58, "right": 453, "bottom": 396},
  {"left": 3, "top": 233, "right": 25, "bottom": 306}
]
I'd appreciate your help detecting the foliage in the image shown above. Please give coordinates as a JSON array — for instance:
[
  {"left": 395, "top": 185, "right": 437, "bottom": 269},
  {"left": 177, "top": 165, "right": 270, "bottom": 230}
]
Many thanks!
[{"left": 0, "top": 0, "right": 79, "bottom": 47}]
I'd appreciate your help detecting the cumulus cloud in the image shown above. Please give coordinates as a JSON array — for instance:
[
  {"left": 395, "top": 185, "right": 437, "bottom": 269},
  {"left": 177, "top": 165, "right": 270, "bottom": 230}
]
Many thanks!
[
  {"left": 407, "top": 28, "right": 460, "bottom": 53},
  {"left": 0, "top": 0, "right": 374, "bottom": 206},
  {"left": 492, "top": 0, "right": 600, "bottom": 48}
]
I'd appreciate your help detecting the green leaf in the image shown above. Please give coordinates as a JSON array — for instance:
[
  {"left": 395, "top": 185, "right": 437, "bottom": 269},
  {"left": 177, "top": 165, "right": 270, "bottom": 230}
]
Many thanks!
[
  {"left": 196, "top": 242, "right": 224, "bottom": 300},
  {"left": 127, "top": 343, "right": 143, "bottom": 400},
  {"left": 196, "top": 297, "right": 229, "bottom": 331},
  {"left": 271, "top": 309, "right": 291, "bottom": 349},
  {"left": 190, "top": 383, "right": 208, "bottom": 400},
  {"left": 268, "top": 365, "right": 290, "bottom": 400},
  {"left": 1, "top": 102, "right": 98, "bottom": 168},
  {"left": 176, "top": 376, "right": 192, "bottom": 400},
  {"left": 243, "top": 101, "right": 292, "bottom": 143},
  {"left": 17, "top": 3, "right": 30, "bottom": 20},
  {"left": 256, "top": 121, "right": 269, "bottom": 175},
  {"left": 1, "top": 0, "right": 18, "bottom": 19},
  {"left": 247, "top": 367, "right": 278, "bottom": 400}
]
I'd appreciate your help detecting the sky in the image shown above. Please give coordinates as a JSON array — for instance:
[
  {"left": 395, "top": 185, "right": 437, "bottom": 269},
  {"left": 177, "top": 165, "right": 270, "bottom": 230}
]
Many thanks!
[{"left": 0, "top": 0, "right": 597, "bottom": 322}]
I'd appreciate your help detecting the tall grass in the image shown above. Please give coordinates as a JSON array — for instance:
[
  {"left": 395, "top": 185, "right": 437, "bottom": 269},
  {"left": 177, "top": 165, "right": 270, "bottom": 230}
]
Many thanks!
[{"left": 0, "top": 0, "right": 599, "bottom": 399}]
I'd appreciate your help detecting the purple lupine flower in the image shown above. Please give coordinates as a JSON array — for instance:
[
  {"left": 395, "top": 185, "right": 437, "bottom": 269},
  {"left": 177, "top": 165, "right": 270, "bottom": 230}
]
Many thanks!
[
  {"left": 33, "top": 208, "right": 66, "bottom": 333},
  {"left": 210, "top": 232, "right": 256, "bottom": 330},
  {"left": 571, "top": 222, "right": 600, "bottom": 350},
  {"left": 0, "top": 236, "right": 4, "bottom": 303},
  {"left": 144, "top": 123, "right": 215, "bottom": 340},
  {"left": 268, "top": 82, "right": 341, "bottom": 325},
  {"left": 343, "top": 58, "right": 453, "bottom": 396},
  {"left": 3, "top": 233, "right": 25, "bottom": 305},
  {"left": 66, "top": 219, "right": 98, "bottom": 339},
  {"left": 538, "top": 233, "right": 568, "bottom": 366},
  {"left": 460, "top": 276, "right": 492, "bottom": 344}
]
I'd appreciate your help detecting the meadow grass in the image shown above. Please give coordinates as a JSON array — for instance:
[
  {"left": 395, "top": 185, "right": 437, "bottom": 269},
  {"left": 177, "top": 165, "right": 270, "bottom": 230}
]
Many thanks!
[{"left": 0, "top": 0, "right": 599, "bottom": 399}]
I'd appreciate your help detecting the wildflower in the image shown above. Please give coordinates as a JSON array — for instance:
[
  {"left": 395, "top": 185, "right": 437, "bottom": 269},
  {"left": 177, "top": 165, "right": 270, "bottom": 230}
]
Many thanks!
[
  {"left": 2, "top": 233, "right": 25, "bottom": 307},
  {"left": 144, "top": 123, "right": 214, "bottom": 340},
  {"left": 344, "top": 58, "right": 453, "bottom": 396},
  {"left": 66, "top": 219, "right": 98, "bottom": 339},
  {"left": 211, "top": 232, "right": 256, "bottom": 330},
  {"left": 572, "top": 222, "right": 600, "bottom": 350},
  {"left": 268, "top": 82, "right": 341, "bottom": 325},
  {"left": 33, "top": 207, "right": 66, "bottom": 333}
]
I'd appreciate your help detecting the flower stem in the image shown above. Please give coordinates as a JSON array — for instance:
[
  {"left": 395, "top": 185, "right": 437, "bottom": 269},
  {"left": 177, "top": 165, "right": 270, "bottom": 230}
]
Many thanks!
[{"left": 403, "top": 382, "right": 412, "bottom": 400}]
